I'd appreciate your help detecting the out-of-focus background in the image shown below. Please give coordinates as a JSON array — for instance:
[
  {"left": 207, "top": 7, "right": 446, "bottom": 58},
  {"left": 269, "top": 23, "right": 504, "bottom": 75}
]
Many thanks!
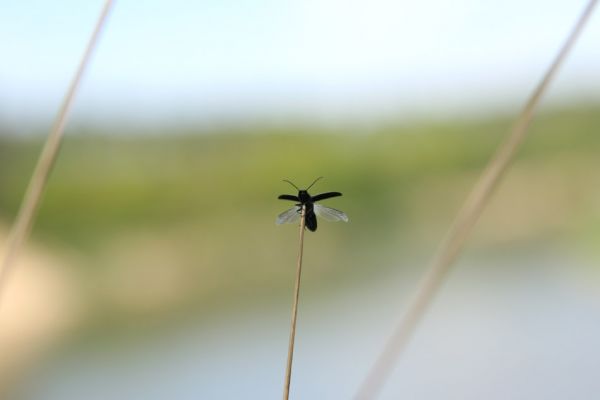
[{"left": 1, "top": 1, "right": 600, "bottom": 399}]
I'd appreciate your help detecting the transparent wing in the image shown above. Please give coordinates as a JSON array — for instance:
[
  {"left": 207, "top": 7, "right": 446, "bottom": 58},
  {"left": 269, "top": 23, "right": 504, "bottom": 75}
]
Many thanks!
[
  {"left": 276, "top": 206, "right": 302, "bottom": 225},
  {"left": 314, "top": 204, "right": 349, "bottom": 222}
]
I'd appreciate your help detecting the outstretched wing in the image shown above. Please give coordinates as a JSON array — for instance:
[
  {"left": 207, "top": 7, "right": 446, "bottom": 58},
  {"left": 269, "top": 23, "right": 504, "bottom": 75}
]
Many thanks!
[
  {"left": 312, "top": 192, "right": 342, "bottom": 202},
  {"left": 278, "top": 194, "right": 299, "bottom": 202},
  {"left": 276, "top": 206, "right": 302, "bottom": 225},
  {"left": 314, "top": 204, "right": 349, "bottom": 222}
]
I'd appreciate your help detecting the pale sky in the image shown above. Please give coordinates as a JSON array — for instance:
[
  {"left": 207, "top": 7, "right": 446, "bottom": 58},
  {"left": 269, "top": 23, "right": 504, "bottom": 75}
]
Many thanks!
[{"left": 1, "top": 0, "right": 599, "bottom": 131}]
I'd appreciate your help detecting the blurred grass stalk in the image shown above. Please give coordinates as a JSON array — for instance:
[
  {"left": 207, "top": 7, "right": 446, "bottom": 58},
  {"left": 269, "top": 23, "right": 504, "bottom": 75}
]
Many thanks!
[
  {"left": 354, "top": 0, "right": 598, "bottom": 398},
  {"left": 0, "top": 0, "right": 114, "bottom": 302},
  {"left": 283, "top": 205, "right": 306, "bottom": 400}
]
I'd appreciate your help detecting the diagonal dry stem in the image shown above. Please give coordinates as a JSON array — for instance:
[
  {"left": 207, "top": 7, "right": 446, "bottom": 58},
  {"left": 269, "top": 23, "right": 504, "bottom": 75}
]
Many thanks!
[
  {"left": 355, "top": 1, "right": 598, "bottom": 398},
  {"left": 0, "top": 0, "right": 115, "bottom": 303},
  {"left": 283, "top": 205, "right": 306, "bottom": 400}
]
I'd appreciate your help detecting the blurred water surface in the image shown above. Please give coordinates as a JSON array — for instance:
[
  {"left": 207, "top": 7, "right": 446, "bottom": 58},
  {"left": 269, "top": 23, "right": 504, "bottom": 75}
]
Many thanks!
[{"left": 16, "top": 249, "right": 600, "bottom": 400}]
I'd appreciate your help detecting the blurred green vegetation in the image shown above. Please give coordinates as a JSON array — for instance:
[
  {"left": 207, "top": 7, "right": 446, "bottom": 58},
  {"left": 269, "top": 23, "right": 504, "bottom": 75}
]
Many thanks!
[{"left": 0, "top": 104, "right": 599, "bottom": 340}]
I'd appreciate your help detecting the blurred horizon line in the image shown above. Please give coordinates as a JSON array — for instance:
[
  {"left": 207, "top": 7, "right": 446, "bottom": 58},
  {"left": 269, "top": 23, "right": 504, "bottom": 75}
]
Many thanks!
[{"left": 2, "top": 94, "right": 600, "bottom": 137}]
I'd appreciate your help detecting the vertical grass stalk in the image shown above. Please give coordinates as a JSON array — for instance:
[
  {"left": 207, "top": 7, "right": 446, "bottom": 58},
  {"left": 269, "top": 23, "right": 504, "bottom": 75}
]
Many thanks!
[{"left": 283, "top": 205, "right": 306, "bottom": 400}]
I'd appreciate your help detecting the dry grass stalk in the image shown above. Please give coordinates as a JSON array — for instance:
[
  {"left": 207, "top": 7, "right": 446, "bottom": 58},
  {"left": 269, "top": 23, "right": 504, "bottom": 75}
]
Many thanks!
[
  {"left": 354, "top": 1, "right": 598, "bottom": 398},
  {"left": 0, "top": 0, "right": 115, "bottom": 302},
  {"left": 283, "top": 205, "right": 306, "bottom": 400}
]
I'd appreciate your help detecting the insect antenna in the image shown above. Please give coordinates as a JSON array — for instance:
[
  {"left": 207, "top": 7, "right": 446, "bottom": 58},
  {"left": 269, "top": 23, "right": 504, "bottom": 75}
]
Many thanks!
[
  {"left": 306, "top": 176, "right": 323, "bottom": 190},
  {"left": 283, "top": 179, "right": 300, "bottom": 190}
]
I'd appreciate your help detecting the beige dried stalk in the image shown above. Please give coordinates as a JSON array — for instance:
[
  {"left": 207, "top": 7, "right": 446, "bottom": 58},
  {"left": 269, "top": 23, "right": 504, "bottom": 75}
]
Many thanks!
[
  {"left": 355, "top": 1, "right": 598, "bottom": 398},
  {"left": 0, "top": 0, "right": 115, "bottom": 302}
]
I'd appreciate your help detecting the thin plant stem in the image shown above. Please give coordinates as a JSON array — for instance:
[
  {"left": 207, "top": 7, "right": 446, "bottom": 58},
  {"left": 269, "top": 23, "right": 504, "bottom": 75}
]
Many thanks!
[
  {"left": 283, "top": 205, "right": 306, "bottom": 400},
  {"left": 0, "top": 0, "right": 115, "bottom": 303},
  {"left": 354, "top": 1, "right": 598, "bottom": 398}
]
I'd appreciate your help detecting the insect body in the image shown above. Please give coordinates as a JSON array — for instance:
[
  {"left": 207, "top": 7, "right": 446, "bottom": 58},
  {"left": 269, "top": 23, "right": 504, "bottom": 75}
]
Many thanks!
[{"left": 276, "top": 177, "right": 349, "bottom": 232}]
